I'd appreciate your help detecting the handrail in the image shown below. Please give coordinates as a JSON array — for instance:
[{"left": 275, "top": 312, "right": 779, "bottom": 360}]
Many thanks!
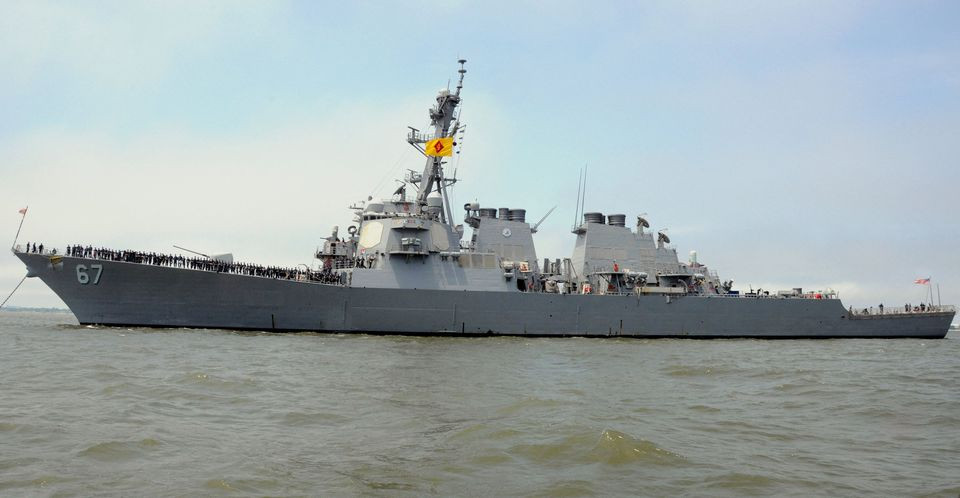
[
  {"left": 17, "top": 244, "right": 345, "bottom": 285},
  {"left": 849, "top": 305, "right": 955, "bottom": 317},
  {"left": 704, "top": 293, "right": 838, "bottom": 300}
]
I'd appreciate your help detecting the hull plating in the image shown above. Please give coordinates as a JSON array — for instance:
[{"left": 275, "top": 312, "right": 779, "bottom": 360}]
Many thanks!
[{"left": 17, "top": 253, "right": 953, "bottom": 339}]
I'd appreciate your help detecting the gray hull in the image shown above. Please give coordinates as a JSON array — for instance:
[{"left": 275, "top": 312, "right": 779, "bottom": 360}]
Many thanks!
[{"left": 17, "top": 253, "right": 953, "bottom": 339}]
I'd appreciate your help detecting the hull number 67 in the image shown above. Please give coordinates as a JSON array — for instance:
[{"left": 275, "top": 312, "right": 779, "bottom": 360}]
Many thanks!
[{"left": 76, "top": 264, "right": 103, "bottom": 285}]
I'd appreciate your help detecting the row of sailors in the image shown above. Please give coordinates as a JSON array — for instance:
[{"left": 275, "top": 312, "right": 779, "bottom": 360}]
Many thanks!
[
  {"left": 23, "top": 244, "right": 343, "bottom": 284},
  {"left": 849, "top": 303, "right": 943, "bottom": 315},
  {"left": 22, "top": 242, "right": 46, "bottom": 254}
]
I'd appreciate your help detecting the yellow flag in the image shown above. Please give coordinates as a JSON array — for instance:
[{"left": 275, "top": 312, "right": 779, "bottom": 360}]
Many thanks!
[{"left": 425, "top": 136, "right": 454, "bottom": 157}]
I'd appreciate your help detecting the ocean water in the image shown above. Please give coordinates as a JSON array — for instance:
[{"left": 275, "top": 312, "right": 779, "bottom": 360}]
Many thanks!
[{"left": 0, "top": 309, "right": 957, "bottom": 497}]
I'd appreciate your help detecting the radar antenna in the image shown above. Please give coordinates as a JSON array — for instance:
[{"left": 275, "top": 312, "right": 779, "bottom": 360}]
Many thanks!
[
  {"left": 455, "top": 58, "right": 466, "bottom": 97},
  {"left": 657, "top": 230, "right": 671, "bottom": 245},
  {"left": 637, "top": 214, "right": 650, "bottom": 229}
]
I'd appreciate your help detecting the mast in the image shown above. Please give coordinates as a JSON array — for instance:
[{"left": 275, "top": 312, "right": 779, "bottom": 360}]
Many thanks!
[{"left": 408, "top": 59, "right": 466, "bottom": 223}]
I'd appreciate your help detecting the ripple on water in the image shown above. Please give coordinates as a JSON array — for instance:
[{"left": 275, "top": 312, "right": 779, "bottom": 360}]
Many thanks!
[
  {"left": 0, "top": 475, "right": 71, "bottom": 494},
  {"left": 509, "top": 432, "right": 595, "bottom": 465},
  {"left": 448, "top": 421, "right": 491, "bottom": 441},
  {"left": 0, "top": 456, "right": 42, "bottom": 472},
  {"left": 340, "top": 465, "right": 440, "bottom": 494},
  {"left": 282, "top": 411, "right": 350, "bottom": 427},
  {"left": 663, "top": 365, "right": 727, "bottom": 377},
  {"left": 586, "top": 429, "right": 687, "bottom": 466},
  {"left": 203, "top": 477, "right": 284, "bottom": 494},
  {"left": 681, "top": 471, "right": 816, "bottom": 496},
  {"left": 495, "top": 397, "right": 575, "bottom": 416},
  {"left": 688, "top": 404, "right": 723, "bottom": 413},
  {"left": 702, "top": 420, "right": 799, "bottom": 442},
  {"left": 529, "top": 479, "right": 596, "bottom": 497},
  {"left": 918, "top": 485, "right": 960, "bottom": 497},
  {"left": 466, "top": 452, "right": 514, "bottom": 466},
  {"left": 177, "top": 372, "right": 261, "bottom": 393},
  {"left": 507, "top": 429, "right": 686, "bottom": 468},
  {"left": 77, "top": 438, "right": 161, "bottom": 462}
]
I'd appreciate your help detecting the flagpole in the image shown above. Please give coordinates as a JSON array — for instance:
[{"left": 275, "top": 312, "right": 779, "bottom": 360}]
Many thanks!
[
  {"left": 0, "top": 274, "right": 28, "bottom": 311},
  {"left": 11, "top": 206, "right": 28, "bottom": 250}
]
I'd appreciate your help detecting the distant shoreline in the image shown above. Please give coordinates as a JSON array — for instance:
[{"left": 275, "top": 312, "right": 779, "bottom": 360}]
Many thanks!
[{"left": 0, "top": 306, "right": 71, "bottom": 313}]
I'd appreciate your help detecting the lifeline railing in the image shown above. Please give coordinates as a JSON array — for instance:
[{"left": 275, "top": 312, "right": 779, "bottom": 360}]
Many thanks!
[
  {"left": 707, "top": 293, "right": 838, "bottom": 299},
  {"left": 848, "top": 305, "right": 955, "bottom": 317}
]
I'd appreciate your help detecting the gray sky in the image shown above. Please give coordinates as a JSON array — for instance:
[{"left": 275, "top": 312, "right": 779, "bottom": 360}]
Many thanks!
[{"left": 2, "top": 1, "right": 958, "bottom": 310}]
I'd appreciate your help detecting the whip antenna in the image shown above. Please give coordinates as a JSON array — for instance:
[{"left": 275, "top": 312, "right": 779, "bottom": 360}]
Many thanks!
[{"left": 573, "top": 168, "right": 582, "bottom": 228}]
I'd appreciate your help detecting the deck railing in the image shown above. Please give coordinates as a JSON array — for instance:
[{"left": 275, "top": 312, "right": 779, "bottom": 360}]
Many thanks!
[
  {"left": 849, "top": 305, "right": 954, "bottom": 317},
  {"left": 706, "top": 292, "right": 837, "bottom": 300},
  {"left": 15, "top": 244, "right": 344, "bottom": 285}
]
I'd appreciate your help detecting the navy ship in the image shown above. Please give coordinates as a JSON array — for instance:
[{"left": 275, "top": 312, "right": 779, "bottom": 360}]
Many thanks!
[{"left": 10, "top": 61, "right": 954, "bottom": 338}]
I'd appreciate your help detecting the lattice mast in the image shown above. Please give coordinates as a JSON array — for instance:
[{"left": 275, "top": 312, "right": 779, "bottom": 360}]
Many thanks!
[{"left": 407, "top": 59, "right": 466, "bottom": 224}]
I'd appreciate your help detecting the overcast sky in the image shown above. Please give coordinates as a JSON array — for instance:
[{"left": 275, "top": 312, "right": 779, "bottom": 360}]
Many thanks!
[{"left": 1, "top": 0, "right": 958, "bottom": 310}]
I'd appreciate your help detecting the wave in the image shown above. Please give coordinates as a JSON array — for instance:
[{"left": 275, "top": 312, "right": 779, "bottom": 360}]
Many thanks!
[
  {"left": 77, "top": 438, "right": 161, "bottom": 462},
  {"left": 586, "top": 429, "right": 687, "bottom": 466}
]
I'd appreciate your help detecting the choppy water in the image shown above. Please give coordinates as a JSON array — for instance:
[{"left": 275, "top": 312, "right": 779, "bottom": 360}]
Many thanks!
[{"left": 1, "top": 310, "right": 958, "bottom": 497}]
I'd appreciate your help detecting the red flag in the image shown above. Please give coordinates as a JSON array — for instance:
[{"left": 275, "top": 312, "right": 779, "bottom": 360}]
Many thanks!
[
  {"left": 914, "top": 278, "right": 930, "bottom": 285},
  {"left": 17, "top": 207, "right": 27, "bottom": 215}
]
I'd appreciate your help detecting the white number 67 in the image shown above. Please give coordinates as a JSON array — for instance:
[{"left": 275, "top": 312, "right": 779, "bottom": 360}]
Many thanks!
[{"left": 76, "top": 264, "right": 103, "bottom": 285}]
